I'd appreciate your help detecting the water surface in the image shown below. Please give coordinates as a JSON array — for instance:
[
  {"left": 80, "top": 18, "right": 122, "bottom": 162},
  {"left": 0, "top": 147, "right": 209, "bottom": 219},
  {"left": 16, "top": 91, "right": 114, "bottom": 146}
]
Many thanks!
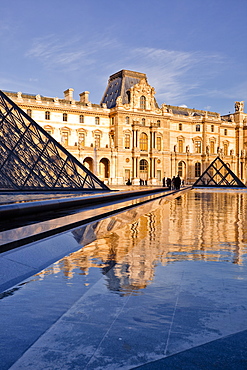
[{"left": 1, "top": 189, "right": 247, "bottom": 369}]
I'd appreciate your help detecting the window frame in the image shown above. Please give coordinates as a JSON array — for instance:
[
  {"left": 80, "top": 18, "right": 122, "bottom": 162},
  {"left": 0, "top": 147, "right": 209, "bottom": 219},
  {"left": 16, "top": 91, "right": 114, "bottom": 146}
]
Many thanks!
[
  {"left": 140, "top": 132, "right": 148, "bottom": 151},
  {"left": 140, "top": 96, "right": 146, "bottom": 110},
  {"left": 45, "top": 111, "right": 50, "bottom": 120}
]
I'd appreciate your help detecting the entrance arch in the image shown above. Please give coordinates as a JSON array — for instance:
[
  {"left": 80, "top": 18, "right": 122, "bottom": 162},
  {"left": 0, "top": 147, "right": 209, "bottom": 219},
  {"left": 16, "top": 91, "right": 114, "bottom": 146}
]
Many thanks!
[
  {"left": 99, "top": 158, "right": 110, "bottom": 179},
  {"left": 140, "top": 159, "right": 148, "bottom": 181},
  {"left": 83, "top": 157, "right": 94, "bottom": 172}
]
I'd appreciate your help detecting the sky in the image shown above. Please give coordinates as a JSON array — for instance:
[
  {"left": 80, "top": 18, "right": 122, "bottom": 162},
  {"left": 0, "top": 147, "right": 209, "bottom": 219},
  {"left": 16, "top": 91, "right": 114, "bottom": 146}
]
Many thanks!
[{"left": 0, "top": 0, "right": 246, "bottom": 115}]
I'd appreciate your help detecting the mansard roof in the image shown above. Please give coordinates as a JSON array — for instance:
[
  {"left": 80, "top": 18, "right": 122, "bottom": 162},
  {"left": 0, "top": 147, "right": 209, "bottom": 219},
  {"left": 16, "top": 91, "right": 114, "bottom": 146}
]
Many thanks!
[{"left": 101, "top": 70, "right": 150, "bottom": 109}]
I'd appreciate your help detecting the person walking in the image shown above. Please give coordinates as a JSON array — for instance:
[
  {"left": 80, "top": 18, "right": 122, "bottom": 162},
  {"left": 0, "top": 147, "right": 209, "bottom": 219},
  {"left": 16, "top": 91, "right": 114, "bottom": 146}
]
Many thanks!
[{"left": 166, "top": 177, "right": 171, "bottom": 190}]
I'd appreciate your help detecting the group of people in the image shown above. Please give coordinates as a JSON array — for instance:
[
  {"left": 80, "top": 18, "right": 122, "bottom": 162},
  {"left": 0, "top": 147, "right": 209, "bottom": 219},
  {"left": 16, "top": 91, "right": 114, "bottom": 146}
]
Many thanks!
[
  {"left": 163, "top": 175, "right": 182, "bottom": 190},
  {"left": 126, "top": 175, "right": 183, "bottom": 189}
]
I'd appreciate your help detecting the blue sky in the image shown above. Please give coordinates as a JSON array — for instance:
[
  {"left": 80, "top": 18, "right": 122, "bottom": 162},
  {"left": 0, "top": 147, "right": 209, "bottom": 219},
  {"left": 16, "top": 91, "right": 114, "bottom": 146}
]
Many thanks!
[{"left": 1, "top": 0, "right": 246, "bottom": 114}]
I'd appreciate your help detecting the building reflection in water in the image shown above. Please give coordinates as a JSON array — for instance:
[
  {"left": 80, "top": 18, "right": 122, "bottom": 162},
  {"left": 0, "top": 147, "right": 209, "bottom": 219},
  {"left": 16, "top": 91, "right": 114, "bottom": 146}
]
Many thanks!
[{"left": 37, "top": 190, "right": 247, "bottom": 295}]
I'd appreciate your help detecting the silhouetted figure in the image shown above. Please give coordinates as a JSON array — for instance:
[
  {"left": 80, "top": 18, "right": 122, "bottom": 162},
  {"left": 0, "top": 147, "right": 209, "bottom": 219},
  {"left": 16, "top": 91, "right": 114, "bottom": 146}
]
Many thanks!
[
  {"left": 174, "top": 175, "right": 181, "bottom": 190},
  {"left": 171, "top": 176, "right": 176, "bottom": 190},
  {"left": 162, "top": 177, "right": 166, "bottom": 187},
  {"left": 126, "top": 179, "right": 131, "bottom": 185},
  {"left": 166, "top": 177, "right": 171, "bottom": 189}
]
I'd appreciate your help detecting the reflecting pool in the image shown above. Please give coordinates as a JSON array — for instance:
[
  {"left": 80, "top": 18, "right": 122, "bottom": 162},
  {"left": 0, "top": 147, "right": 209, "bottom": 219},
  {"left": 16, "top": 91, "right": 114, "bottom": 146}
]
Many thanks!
[{"left": 1, "top": 189, "right": 247, "bottom": 369}]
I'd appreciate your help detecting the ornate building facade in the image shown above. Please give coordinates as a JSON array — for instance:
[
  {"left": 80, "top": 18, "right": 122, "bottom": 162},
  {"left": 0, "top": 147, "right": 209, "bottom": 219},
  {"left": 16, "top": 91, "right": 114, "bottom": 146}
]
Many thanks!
[{"left": 3, "top": 70, "right": 247, "bottom": 185}]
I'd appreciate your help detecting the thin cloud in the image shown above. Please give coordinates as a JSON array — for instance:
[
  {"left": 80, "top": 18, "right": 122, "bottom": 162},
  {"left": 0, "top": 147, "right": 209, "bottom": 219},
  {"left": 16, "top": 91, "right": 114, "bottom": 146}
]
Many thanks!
[
  {"left": 121, "top": 47, "right": 226, "bottom": 105},
  {"left": 26, "top": 35, "right": 118, "bottom": 72},
  {"left": 25, "top": 35, "right": 232, "bottom": 107}
]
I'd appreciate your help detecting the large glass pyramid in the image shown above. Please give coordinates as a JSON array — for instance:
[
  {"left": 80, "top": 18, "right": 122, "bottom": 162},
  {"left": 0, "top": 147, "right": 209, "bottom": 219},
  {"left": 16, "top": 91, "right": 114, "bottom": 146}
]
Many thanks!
[
  {"left": 193, "top": 156, "right": 245, "bottom": 187},
  {"left": 0, "top": 90, "right": 109, "bottom": 191}
]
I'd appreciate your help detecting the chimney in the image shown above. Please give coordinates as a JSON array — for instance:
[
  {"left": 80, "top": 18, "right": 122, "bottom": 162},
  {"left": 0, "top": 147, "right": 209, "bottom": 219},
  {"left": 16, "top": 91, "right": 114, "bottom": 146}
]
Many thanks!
[
  {"left": 64, "top": 88, "right": 74, "bottom": 101},
  {"left": 79, "top": 91, "right": 90, "bottom": 103}
]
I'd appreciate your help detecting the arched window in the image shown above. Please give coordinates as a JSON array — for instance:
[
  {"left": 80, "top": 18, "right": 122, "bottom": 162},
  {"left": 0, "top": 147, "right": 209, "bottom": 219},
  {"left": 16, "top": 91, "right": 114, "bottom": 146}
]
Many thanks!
[
  {"left": 63, "top": 113, "right": 68, "bottom": 122},
  {"left": 124, "top": 134, "right": 131, "bottom": 149},
  {"left": 140, "top": 132, "right": 148, "bottom": 151},
  {"left": 79, "top": 115, "right": 84, "bottom": 123},
  {"left": 125, "top": 116, "right": 130, "bottom": 124},
  {"left": 45, "top": 111, "right": 50, "bottom": 120},
  {"left": 140, "top": 96, "right": 146, "bottom": 110},
  {"left": 142, "top": 118, "right": 145, "bottom": 126},
  {"left": 140, "top": 159, "right": 148, "bottom": 180},
  {"left": 157, "top": 120, "right": 161, "bottom": 127},
  {"left": 195, "top": 162, "right": 201, "bottom": 177}
]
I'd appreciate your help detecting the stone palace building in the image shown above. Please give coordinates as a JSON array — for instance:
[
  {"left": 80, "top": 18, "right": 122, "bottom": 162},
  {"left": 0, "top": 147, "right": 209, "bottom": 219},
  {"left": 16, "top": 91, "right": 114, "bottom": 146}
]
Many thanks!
[{"left": 3, "top": 69, "right": 247, "bottom": 186}]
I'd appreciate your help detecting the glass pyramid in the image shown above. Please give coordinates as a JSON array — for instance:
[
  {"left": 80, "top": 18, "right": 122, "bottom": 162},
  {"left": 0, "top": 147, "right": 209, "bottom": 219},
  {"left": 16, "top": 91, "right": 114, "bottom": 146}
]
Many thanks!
[
  {"left": 0, "top": 90, "right": 109, "bottom": 191},
  {"left": 193, "top": 156, "right": 245, "bottom": 187}
]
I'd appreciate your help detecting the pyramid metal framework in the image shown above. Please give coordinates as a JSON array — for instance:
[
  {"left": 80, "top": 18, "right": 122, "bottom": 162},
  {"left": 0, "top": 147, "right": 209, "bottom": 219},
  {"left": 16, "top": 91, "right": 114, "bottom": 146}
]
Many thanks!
[
  {"left": 0, "top": 90, "right": 109, "bottom": 191},
  {"left": 193, "top": 156, "right": 245, "bottom": 187}
]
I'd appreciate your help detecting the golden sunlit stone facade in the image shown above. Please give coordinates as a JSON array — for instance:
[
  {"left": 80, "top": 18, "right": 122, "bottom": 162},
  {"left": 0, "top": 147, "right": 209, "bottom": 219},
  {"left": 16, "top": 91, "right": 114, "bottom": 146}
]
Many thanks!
[{"left": 4, "top": 70, "right": 247, "bottom": 185}]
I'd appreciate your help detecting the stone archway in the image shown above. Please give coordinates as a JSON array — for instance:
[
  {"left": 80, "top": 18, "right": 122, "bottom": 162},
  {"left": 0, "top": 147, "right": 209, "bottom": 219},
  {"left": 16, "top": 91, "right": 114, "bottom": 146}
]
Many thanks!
[
  {"left": 99, "top": 158, "right": 110, "bottom": 179},
  {"left": 83, "top": 157, "right": 94, "bottom": 172}
]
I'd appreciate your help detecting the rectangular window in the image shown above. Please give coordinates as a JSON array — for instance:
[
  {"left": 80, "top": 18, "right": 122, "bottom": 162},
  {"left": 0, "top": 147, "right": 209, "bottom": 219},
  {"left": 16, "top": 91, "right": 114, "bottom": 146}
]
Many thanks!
[
  {"left": 61, "top": 131, "right": 69, "bottom": 146},
  {"left": 157, "top": 170, "right": 161, "bottom": 181},
  {"left": 224, "top": 144, "right": 228, "bottom": 156},
  {"left": 125, "top": 134, "right": 130, "bottom": 149},
  {"left": 224, "top": 129, "right": 227, "bottom": 135},
  {"left": 45, "top": 111, "right": 50, "bottom": 120},
  {"left": 79, "top": 115, "right": 84, "bottom": 123},
  {"left": 63, "top": 113, "right": 68, "bottom": 122},
  {"left": 179, "top": 123, "right": 182, "bottom": 131},
  {"left": 111, "top": 117, "right": 114, "bottom": 125},
  {"left": 125, "top": 169, "right": 131, "bottom": 181},
  {"left": 210, "top": 141, "right": 215, "bottom": 154},
  {"left": 196, "top": 125, "right": 201, "bottom": 132},
  {"left": 157, "top": 137, "right": 162, "bottom": 151},
  {"left": 211, "top": 125, "right": 214, "bottom": 132},
  {"left": 95, "top": 134, "right": 100, "bottom": 148},
  {"left": 178, "top": 140, "right": 183, "bottom": 153},
  {"left": 78, "top": 132, "right": 85, "bottom": 147},
  {"left": 27, "top": 109, "right": 32, "bottom": 117},
  {"left": 195, "top": 141, "right": 202, "bottom": 153},
  {"left": 95, "top": 117, "right": 100, "bottom": 125}
]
